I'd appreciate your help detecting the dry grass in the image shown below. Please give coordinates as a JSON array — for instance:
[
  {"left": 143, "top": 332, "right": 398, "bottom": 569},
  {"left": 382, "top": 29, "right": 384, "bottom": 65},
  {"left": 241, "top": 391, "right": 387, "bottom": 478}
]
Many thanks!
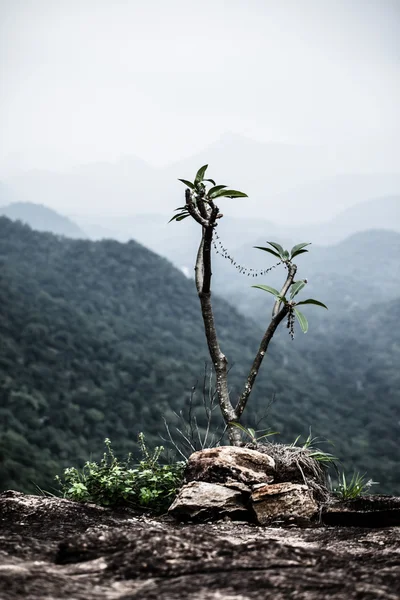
[{"left": 245, "top": 441, "right": 332, "bottom": 502}]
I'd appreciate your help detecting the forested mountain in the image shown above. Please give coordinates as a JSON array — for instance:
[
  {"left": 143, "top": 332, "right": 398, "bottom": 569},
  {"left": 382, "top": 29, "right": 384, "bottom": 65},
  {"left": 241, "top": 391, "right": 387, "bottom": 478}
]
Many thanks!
[
  {"left": 0, "top": 217, "right": 399, "bottom": 494},
  {"left": 213, "top": 229, "right": 400, "bottom": 318},
  {"left": 71, "top": 197, "right": 400, "bottom": 276},
  {"left": 0, "top": 202, "right": 86, "bottom": 239}
]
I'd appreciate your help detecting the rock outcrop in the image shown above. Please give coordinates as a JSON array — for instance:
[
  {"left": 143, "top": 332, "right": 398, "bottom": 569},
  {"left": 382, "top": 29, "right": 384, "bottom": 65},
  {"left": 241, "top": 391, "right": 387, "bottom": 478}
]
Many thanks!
[
  {"left": 170, "top": 445, "right": 325, "bottom": 524},
  {"left": 1, "top": 490, "right": 400, "bottom": 600}
]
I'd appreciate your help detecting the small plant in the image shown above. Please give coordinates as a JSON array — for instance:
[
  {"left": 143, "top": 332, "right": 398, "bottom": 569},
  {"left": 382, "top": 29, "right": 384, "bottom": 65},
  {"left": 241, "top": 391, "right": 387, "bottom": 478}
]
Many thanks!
[
  {"left": 229, "top": 422, "right": 278, "bottom": 445},
  {"left": 290, "top": 431, "right": 337, "bottom": 466},
  {"left": 55, "top": 435, "right": 185, "bottom": 513},
  {"left": 162, "top": 364, "right": 226, "bottom": 460},
  {"left": 333, "top": 472, "right": 378, "bottom": 500}
]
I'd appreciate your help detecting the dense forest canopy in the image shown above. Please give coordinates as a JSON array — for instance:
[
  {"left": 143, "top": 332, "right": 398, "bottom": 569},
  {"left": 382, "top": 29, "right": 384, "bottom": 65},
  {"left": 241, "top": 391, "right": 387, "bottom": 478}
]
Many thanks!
[{"left": 0, "top": 216, "right": 399, "bottom": 494}]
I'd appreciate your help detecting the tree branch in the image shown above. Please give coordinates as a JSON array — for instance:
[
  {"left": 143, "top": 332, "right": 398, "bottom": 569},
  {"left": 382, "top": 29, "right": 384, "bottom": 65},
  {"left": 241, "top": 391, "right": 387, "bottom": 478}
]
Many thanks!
[
  {"left": 235, "top": 262, "right": 297, "bottom": 418},
  {"left": 272, "top": 263, "right": 297, "bottom": 317},
  {"left": 198, "top": 291, "right": 241, "bottom": 445},
  {"left": 185, "top": 189, "right": 209, "bottom": 228}
]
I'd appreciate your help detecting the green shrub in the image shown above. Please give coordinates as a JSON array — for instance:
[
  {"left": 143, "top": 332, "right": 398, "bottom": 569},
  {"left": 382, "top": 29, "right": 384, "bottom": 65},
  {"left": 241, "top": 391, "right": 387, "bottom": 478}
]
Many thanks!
[{"left": 55, "top": 434, "right": 185, "bottom": 513}]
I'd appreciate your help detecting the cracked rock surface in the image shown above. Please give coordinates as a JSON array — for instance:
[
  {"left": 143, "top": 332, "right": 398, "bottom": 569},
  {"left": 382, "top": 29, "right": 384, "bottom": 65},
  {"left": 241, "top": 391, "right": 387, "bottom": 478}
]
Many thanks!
[{"left": 1, "top": 490, "right": 400, "bottom": 600}]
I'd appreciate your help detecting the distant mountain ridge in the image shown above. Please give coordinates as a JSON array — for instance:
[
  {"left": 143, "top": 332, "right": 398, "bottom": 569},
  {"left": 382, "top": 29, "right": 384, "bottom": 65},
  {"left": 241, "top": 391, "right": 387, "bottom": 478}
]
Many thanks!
[
  {"left": 2, "top": 132, "right": 399, "bottom": 223},
  {"left": 0, "top": 202, "right": 86, "bottom": 239},
  {"left": 70, "top": 196, "right": 400, "bottom": 275},
  {"left": 213, "top": 228, "right": 400, "bottom": 321}
]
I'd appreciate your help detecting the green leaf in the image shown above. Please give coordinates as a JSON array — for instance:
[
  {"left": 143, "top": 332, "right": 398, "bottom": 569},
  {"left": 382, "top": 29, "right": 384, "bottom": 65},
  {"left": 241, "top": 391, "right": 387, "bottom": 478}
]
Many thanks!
[
  {"left": 267, "top": 241, "right": 285, "bottom": 256},
  {"left": 291, "top": 249, "right": 309, "bottom": 259},
  {"left": 282, "top": 250, "right": 290, "bottom": 261},
  {"left": 229, "top": 422, "right": 250, "bottom": 434},
  {"left": 290, "top": 280, "right": 307, "bottom": 299},
  {"left": 194, "top": 165, "right": 209, "bottom": 185},
  {"left": 296, "top": 299, "right": 328, "bottom": 309},
  {"left": 203, "top": 178, "right": 216, "bottom": 185},
  {"left": 290, "top": 242, "right": 311, "bottom": 257},
  {"left": 294, "top": 308, "right": 309, "bottom": 333},
  {"left": 178, "top": 179, "right": 194, "bottom": 189},
  {"left": 256, "top": 431, "right": 279, "bottom": 440},
  {"left": 168, "top": 212, "right": 189, "bottom": 223},
  {"left": 254, "top": 246, "right": 281, "bottom": 259},
  {"left": 252, "top": 284, "right": 281, "bottom": 297},
  {"left": 208, "top": 185, "right": 227, "bottom": 197},
  {"left": 174, "top": 205, "right": 188, "bottom": 211},
  {"left": 211, "top": 189, "right": 248, "bottom": 199}
]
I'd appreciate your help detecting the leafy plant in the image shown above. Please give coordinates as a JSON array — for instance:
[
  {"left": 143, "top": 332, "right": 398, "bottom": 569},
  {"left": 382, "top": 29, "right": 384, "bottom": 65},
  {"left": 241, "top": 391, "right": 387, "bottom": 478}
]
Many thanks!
[
  {"left": 170, "top": 165, "right": 327, "bottom": 443},
  {"left": 55, "top": 435, "right": 185, "bottom": 513},
  {"left": 333, "top": 472, "right": 378, "bottom": 500}
]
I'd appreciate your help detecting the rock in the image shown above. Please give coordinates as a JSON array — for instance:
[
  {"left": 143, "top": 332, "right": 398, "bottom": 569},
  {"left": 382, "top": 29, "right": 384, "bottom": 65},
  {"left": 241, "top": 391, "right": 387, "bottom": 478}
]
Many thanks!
[
  {"left": 184, "top": 446, "right": 275, "bottom": 491},
  {"left": 251, "top": 482, "right": 318, "bottom": 525},
  {"left": 1, "top": 491, "right": 400, "bottom": 599},
  {"left": 168, "top": 481, "right": 249, "bottom": 521},
  {"left": 322, "top": 495, "right": 400, "bottom": 527}
]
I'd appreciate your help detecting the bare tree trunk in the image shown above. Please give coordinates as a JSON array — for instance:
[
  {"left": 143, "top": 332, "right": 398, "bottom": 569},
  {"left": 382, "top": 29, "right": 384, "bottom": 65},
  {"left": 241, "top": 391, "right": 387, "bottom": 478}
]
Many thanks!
[
  {"left": 194, "top": 215, "right": 241, "bottom": 446},
  {"left": 198, "top": 291, "right": 241, "bottom": 445}
]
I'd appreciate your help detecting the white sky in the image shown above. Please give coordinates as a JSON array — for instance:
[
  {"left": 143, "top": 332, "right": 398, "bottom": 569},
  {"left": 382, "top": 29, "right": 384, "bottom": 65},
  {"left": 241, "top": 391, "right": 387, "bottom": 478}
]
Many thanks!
[{"left": 0, "top": 0, "right": 399, "bottom": 170}]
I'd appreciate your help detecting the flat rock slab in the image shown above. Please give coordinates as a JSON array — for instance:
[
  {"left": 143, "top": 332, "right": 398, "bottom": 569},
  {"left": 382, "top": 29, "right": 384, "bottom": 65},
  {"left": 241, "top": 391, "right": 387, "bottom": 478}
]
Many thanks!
[
  {"left": 1, "top": 491, "right": 400, "bottom": 599},
  {"left": 184, "top": 446, "right": 275, "bottom": 490},
  {"left": 168, "top": 480, "right": 249, "bottom": 520},
  {"left": 322, "top": 495, "right": 400, "bottom": 527}
]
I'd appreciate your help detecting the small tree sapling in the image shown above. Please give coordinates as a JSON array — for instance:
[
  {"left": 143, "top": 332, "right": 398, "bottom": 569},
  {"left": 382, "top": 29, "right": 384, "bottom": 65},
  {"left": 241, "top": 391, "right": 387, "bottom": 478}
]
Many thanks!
[{"left": 170, "top": 165, "right": 327, "bottom": 446}]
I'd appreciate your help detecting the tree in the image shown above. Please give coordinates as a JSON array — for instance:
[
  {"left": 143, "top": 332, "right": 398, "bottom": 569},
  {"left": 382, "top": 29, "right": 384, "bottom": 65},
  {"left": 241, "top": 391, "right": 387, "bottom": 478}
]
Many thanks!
[{"left": 170, "top": 165, "right": 327, "bottom": 446}]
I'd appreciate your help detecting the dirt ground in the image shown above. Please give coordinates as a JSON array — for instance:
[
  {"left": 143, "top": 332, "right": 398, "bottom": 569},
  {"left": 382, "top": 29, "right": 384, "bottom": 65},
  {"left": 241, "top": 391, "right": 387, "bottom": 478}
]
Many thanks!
[{"left": 0, "top": 490, "right": 399, "bottom": 600}]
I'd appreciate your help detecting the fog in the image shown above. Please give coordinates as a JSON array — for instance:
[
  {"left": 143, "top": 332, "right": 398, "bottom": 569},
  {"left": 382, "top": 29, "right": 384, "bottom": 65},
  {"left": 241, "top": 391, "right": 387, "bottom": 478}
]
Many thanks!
[{"left": 0, "top": 0, "right": 399, "bottom": 223}]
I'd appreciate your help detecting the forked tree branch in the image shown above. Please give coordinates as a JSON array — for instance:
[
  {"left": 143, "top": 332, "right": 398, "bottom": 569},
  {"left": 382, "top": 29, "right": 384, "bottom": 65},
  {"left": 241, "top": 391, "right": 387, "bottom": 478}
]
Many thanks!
[
  {"left": 235, "top": 263, "right": 297, "bottom": 418},
  {"left": 272, "top": 263, "right": 297, "bottom": 317}
]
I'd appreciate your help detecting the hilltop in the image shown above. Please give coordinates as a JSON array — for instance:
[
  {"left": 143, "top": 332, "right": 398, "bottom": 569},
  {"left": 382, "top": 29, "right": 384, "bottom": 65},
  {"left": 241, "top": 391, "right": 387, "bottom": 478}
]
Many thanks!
[{"left": 0, "top": 202, "right": 86, "bottom": 239}]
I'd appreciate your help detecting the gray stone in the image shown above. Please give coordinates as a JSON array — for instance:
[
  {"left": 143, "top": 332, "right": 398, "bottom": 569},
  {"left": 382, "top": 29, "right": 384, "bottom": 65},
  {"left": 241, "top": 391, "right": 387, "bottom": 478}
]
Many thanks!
[
  {"left": 251, "top": 482, "right": 318, "bottom": 524},
  {"left": 184, "top": 446, "right": 275, "bottom": 492},
  {"left": 168, "top": 481, "right": 248, "bottom": 520}
]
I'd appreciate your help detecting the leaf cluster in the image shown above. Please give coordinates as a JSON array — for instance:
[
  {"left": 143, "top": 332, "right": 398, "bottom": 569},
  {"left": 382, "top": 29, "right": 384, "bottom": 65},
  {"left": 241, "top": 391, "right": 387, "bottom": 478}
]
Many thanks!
[
  {"left": 170, "top": 165, "right": 247, "bottom": 222},
  {"left": 253, "top": 241, "right": 327, "bottom": 334},
  {"left": 55, "top": 435, "right": 185, "bottom": 513}
]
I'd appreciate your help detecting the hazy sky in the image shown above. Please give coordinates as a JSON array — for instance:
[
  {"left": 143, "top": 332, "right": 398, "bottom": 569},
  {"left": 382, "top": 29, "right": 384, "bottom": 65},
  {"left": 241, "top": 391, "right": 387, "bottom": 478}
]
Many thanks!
[{"left": 1, "top": 0, "right": 399, "bottom": 171}]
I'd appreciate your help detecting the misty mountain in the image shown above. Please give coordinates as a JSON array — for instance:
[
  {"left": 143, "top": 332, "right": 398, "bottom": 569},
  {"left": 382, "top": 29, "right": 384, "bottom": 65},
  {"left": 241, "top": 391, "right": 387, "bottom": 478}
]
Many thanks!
[
  {"left": 3, "top": 133, "right": 400, "bottom": 225},
  {"left": 0, "top": 217, "right": 399, "bottom": 494},
  {"left": 71, "top": 196, "right": 400, "bottom": 279},
  {"left": 212, "top": 229, "right": 400, "bottom": 321},
  {"left": 307, "top": 194, "right": 400, "bottom": 243},
  {"left": 0, "top": 202, "right": 86, "bottom": 239}
]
